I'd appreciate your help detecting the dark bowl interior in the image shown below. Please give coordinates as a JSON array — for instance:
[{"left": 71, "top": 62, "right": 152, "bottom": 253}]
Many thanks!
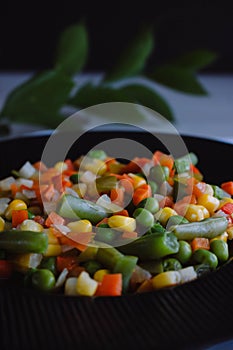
[{"left": 0, "top": 130, "right": 233, "bottom": 350}]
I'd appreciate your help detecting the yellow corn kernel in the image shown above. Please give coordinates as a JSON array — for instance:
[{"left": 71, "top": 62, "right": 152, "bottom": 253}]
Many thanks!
[
  {"left": 155, "top": 207, "right": 177, "bottom": 226},
  {"left": 210, "top": 231, "right": 228, "bottom": 243},
  {"left": 20, "top": 219, "right": 43, "bottom": 232},
  {"left": 44, "top": 244, "right": 62, "bottom": 257},
  {"left": 76, "top": 271, "right": 98, "bottom": 296},
  {"left": 197, "top": 194, "right": 220, "bottom": 214},
  {"left": 67, "top": 219, "right": 92, "bottom": 233},
  {"left": 227, "top": 226, "right": 233, "bottom": 240},
  {"left": 0, "top": 217, "right": 5, "bottom": 231},
  {"left": 184, "top": 204, "right": 205, "bottom": 222},
  {"left": 108, "top": 215, "right": 136, "bottom": 232},
  {"left": 72, "top": 183, "right": 87, "bottom": 198},
  {"left": 128, "top": 173, "right": 146, "bottom": 189},
  {"left": 203, "top": 184, "right": 214, "bottom": 196},
  {"left": 93, "top": 269, "right": 110, "bottom": 282},
  {"left": 152, "top": 271, "right": 181, "bottom": 290},
  {"left": 10, "top": 253, "right": 42, "bottom": 273},
  {"left": 5, "top": 199, "right": 27, "bottom": 220},
  {"left": 219, "top": 198, "right": 233, "bottom": 209},
  {"left": 45, "top": 228, "right": 60, "bottom": 244},
  {"left": 199, "top": 205, "right": 210, "bottom": 219},
  {"left": 54, "top": 161, "right": 68, "bottom": 172},
  {"left": 83, "top": 158, "right": 107, "bottom": 176}
]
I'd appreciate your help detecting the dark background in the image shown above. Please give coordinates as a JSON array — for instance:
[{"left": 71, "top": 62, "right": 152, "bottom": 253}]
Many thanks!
[{"left": 0, "top": 1, "right": 233, "bottom": 73}]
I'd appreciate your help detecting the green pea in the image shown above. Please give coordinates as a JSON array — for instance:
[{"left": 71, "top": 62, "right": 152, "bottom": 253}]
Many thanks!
[
  {"left": 192, "top": 249, "right": 218, "bottom": 269},
  {"left": 39, "top": 256, "right": 57, "bottom": 276},
  {"left": 137, "top": 197, "right": 159, "bottom": 214},
  {"left": 148, "top": 180, "right": 158, "bottom": 195},
  {"left": 133, "top": 208, "right": 154, "bottom": 228},
  {"left": 31, "top": 269, "right": 56, "bottom": 292},
  {"left": 173, "top": 240, "right": 192, "bottom": 265},
  {"left": 163, "top": 258, "right": 182, "bottom": 271},
  {"left": 149, "top": 165, "right": 169, "bottom": 184},
  {"left": 210, "top": 239, "right": 229, "bottom": 263},
  {"left": 88, "top": 149, "right": 107, "bottom": 160}
]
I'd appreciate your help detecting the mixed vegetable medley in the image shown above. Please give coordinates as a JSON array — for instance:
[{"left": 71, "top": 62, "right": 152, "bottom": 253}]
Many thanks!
[{"left": 0, "top": 148, "right": 233, "bottom": 297}]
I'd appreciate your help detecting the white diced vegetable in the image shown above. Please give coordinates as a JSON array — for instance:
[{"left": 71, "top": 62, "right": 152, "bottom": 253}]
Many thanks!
[
  {"left": 19, "top": 161, "right": 36, "bottom": 179},
  {"left": 0, "top": 176, "right": 15, "bottom": 191}
]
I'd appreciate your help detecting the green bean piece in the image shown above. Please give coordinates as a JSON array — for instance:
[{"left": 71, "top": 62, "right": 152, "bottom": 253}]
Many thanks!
[
  {"left": 96, "top": 246, "right": 124, "bottom": 270},
  {"left": 163, "top": 258, "right": 182, "bottom": 271},
  {"left": 170, "top": 217, "right": 228, "bottom": 241},
  {"left": 57, "top": 194, "right": 109, "bottom": 224},
  {"left": 192, "top": 249, "right": 218, "bottom": 269},
  {"left": 210, "top": 240, "right": 229, "bottom": 263},
  {"left": 118, "top": 232, "right": 179, "bottom": 261},
  {"left": 149, "top": 165, "right": 169, "bottom": 184},
  {"left": 136, "top": 197, "right": 159, "bottom": 214},
  {"left": 113, "top": 255, "right": 138, "bottom": 292},
  {"left": 39, "top": 256, "right": 57, "bottom": 276},
  {"left": 166, "top": 215, "right": 189, "bottom": 230},
  {"left": 0, "top": 230, "right": 48, "bottom": 254},
  {"left": 96, "top": 176, "right": 117, "bottom": 193},
  {"left": 133, "top": 208, "right": 154, "bottom": 228},
  {"left": 95, "top": 226, "right": 118, "bottom": 244},
  {"left": 31, "top": 269, "right": 56, "bottom": 292},
  {"left": 174, "top": 152, "right": 198, "bottom": 173},
  {"left": 173, "top": 240, "right": 192, "bottom": 265},
  {"left": 88, "top": 149, "right": 107, "bottom": 160},
  {"left": 139, "top": 260, "right": 163, "bottom": 274},
  {"left": 82, "top": 260, "right": 103, "bottom": 276},
  {"left": 95, "top": 246, "right": 137, "bottom": 291},
  {"left": 148, "top": 180, "right": 158, "bottom": 195},
  {"left": 211, "top": 185, "right": 231, "bottom": 200},
  {"left": 147, "top": 222, "right": 166, "bottom": 235}
]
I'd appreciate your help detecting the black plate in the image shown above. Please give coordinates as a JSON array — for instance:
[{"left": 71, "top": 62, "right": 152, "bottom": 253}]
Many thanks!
[{"left": 0, "top": 130, "right": 233, "bottom": 350}]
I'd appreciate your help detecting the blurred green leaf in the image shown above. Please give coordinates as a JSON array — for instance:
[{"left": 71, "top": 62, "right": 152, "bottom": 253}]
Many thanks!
[
  {"left": 171, "top": 49, "right": 217, "bottom": 71},
  {"left": 1, "top": 70, "right": 74, "bottom": 128},
  {"left": 54, "top": 22, "right": 88, "bottom": 75},
  {"left": 150, "top": 65, "right": 207, "bottom": 95},
  {"left": 105, "top": 25, "right": 154, "bottom": 82},
  {"left": 121, "top": 84, "right": 174, "bottom": 121},
  {"left": 69, "top": 82, "right": 173, "bottom": 121},
  {"left": 69, "top": 83, "right": 133, "bottom": 107}
]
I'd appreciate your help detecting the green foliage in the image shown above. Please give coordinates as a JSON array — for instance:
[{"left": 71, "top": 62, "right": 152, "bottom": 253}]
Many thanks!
[{"left": 0, "top": 22, "right": 217, "bottom": 131}]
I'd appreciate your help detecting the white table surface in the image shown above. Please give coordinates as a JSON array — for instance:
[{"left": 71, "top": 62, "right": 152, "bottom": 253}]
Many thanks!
[{"left": 0, "top": 71, "right": 233, "bottom": 143}]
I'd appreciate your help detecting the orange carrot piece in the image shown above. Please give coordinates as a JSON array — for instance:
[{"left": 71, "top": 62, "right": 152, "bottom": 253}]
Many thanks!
[
  {"left": 12, "top": 209, "right": 28, "bottom": 228},
  {"left": 191, "top": 237, "right": 210, "bottom": 252},
  {"left": 115, "top": 209, "right": 129, "bottom": 217},
  {"left": 59, "top": 232, "right": 94, "bottom": 251},
  {"left": 45, "top": 211, "right": 65, "bottom": 227},
  {"left": 159, "top": 154, "right": 174, "bottom": 171},
  {"left": 110, "top": 188, "right": 124, "bottom": 206},
  {"left": 10, "top": 183, "right": 18, "bottom": 197},
  {"left": 152, "top": 150, "right": 165, "bottom": 165},
  {"left": 56, "top": 255, "right": 79, "bottom": 273},
  {"left": 133, "top": 184, "right": 152, "bottom": 206},
  {"left": 95, "top": 273, "right": 122, "bottom": 296},
  {"left": 193, "top": 182, "right": 207, "bottom": 197},
  {"left": 221, "top": 181, "right": 233, "bottom": 195},
  {"left": 42, "top": 184, "right": 55, "bottom": 201},
  {"left": 33, "top": 161, "right": 48, "bottom": 172},
  {"left": 64, "top": 159, "right": 74, "bottom": 171}
]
